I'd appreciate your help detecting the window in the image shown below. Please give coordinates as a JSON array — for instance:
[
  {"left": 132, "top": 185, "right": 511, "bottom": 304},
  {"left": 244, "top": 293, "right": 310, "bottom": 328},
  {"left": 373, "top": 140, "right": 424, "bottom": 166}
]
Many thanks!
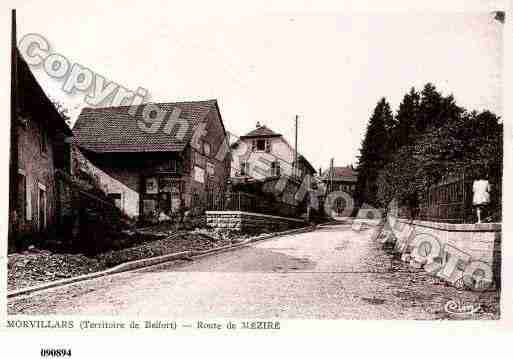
[
  {"left": 165, "top": 159, "right": 177, "bottom": 172},
  {"left": 194, "top": 151, "right": 205, "bottom": 168},
  {"left": 108, "top": 193, "right": 122, "bottom": 209},
  {"left": 17, "top": 172, "right": 26, "bottom": 223},
  {"left": 240, "top": 161, "right": 249, "bottom": 176},
  {"left": 37, "top": 183, "right": 47, "bottom": 231},
  {"left": 256, "top": 139, "right": 266, "bottom": 151},
  {"left": 193, "top": 166, "right": 205, "bottom": 183},
  {"left": 203, "top": 142, "right": 211, "bottom": 156},
  {"left": 146, "top": 177, "right": 158, "bottom": 194},
  {"left": 207, "top": 162, "right": 215, "bottom": 177},
  {"left": 40, "top": 124, "right": 47, "bottom": 154},
  {"left": 252, "top": 139, "right": 270, "bottom": 152},
  {"left": 158, "top": 160, "right": 176, "bottom": 172},
  {"left": 271, "top": 161, "right": 281, "bottom": 177}
]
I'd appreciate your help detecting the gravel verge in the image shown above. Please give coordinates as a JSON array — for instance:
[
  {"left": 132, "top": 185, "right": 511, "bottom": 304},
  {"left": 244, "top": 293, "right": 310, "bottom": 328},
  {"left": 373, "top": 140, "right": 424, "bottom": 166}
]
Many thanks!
[{"left": 7, "top": 228, "right": 237, "bottom": 291}]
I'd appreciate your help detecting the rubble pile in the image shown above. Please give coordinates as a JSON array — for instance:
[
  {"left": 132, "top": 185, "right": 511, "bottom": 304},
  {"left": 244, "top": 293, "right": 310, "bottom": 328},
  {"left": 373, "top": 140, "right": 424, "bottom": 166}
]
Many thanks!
[
  {"left": 96, "top": 232, "right": 232, "bottom": 267},
  {"left": 8, "top": 248, "right": 103, "bottom": 291},
  {"left": 8, "top": 230, "right": 236, "bottom": 291}
]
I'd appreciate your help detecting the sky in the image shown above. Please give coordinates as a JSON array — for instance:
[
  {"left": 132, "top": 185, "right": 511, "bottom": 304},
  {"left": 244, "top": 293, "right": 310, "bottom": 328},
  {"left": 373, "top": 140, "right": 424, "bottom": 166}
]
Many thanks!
[{"left": 8, "top": 1, "right": 504, "bottom": 173}]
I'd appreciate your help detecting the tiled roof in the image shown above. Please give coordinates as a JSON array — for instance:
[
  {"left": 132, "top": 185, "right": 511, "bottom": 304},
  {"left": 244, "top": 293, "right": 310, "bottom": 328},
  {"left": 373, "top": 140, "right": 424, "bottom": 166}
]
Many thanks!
[
  {"left": 72, "top": 100, "right": 218, "bottom": 153},
  {"left": 321, "top": 166, "right": 358, "bottom": 181},
  {"left": 240, "top": 125, "right": 281, "bottom": 138}
]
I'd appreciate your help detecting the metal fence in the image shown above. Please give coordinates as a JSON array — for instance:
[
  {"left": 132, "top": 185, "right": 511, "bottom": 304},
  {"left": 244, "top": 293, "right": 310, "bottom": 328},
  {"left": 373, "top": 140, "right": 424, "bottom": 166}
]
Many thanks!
[{"left": 205, "top": 190, "right": 301, "bottom": 219}]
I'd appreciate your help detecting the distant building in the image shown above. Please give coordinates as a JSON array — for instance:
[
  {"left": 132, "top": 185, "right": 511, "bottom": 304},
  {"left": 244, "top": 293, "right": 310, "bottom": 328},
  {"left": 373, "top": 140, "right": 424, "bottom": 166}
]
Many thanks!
[
  {"left": 320, "top": 165, "right": 358, "bottom": 194},
  {"left": 71, "top": 100, "right": 231, "bottom": 222},
  {"left": 320, "top": 165, "right": 358, "bottom": 217},
  {"left": 231, "top": 122, "right": 316, "bottom": 181},
  {"left": 229, "top": 122, "right": 316, "bottom": 210}
]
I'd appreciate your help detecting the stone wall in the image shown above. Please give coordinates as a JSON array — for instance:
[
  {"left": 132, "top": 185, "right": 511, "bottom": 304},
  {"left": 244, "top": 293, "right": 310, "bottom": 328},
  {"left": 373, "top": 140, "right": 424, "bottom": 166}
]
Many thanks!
[
  {"left": 72, "top": 146, "right": 140, "bottom": 218},
  {"left": 392, "top": 219, "right": 501, "bottom": 287},
  {"left": 206, "top": 211, "right": 305, "bottom": 233},
  {"left": 15, "top": 114, "right": 58, "bottom": 239},
  {"left": 55, "top": 171, "right": 130, "bottom": 254}
]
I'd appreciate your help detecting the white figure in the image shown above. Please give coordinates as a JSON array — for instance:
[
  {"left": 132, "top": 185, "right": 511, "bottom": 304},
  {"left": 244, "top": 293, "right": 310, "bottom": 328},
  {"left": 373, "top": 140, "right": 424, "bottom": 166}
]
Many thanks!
[{"left": 473, "top": 179, "right": 491, "bottom": 223}]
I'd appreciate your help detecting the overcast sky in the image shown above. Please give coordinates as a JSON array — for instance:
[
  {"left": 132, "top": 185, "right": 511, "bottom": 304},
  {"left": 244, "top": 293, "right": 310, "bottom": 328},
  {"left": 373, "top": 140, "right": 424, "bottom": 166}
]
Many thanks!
[{"left": 11, "top": 1, "right": 504, "bottom": 172}]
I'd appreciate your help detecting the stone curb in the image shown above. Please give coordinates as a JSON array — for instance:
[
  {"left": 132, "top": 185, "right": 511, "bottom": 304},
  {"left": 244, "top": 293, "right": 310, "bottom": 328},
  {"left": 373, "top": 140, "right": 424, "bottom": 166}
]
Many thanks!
[
  {"left": 7, "top": 225, "right": 317, "bottom": 299},
  {"left": 189, "top": 225, "right": 317, "bottom": 259}
]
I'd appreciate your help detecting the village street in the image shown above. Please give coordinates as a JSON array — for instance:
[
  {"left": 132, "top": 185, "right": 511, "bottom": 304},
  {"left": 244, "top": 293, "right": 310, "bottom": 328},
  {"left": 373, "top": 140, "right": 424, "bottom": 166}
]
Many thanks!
[{"left": 8, "top": 223, "right": 499, "bottom": 320}]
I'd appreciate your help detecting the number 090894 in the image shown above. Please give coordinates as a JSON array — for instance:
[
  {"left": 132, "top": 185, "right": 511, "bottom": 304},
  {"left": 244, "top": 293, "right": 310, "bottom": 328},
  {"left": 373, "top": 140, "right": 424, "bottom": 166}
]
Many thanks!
[{"left": 41, "top": 349, "right": 71, "bottom": 357}]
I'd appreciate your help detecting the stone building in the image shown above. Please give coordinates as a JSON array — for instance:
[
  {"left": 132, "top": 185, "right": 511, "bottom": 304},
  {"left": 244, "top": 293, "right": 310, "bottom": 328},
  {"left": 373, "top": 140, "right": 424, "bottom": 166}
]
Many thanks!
[
  {"left": 71, "top": 100, "right": 231, "bottom": 223},
  {"left": 9, "top": 32, "right": 73, "bottom": 249}
]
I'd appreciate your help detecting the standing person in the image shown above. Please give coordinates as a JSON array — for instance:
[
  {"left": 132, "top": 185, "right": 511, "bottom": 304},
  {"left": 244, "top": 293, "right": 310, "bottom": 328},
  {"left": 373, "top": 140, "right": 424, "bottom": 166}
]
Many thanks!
[{"left": 472, "top": 168, "right": 491, "bottom": 223}]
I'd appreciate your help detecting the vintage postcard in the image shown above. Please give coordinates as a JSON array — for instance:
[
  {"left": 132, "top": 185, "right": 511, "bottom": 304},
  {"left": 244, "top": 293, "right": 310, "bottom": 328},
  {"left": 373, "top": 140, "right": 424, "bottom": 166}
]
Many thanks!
[{"left": 1, "top": 0, "right": 510, "bottom": 355}]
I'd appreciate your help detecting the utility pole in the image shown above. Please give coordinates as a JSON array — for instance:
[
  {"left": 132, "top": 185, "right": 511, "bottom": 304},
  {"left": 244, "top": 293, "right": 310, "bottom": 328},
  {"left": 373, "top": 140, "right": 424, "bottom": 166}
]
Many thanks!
[
  {"left": 329, "top": 158, "right": 334, "bottom": 193},
  {"left": 294, "top": 115, "right": 298, "bottom": 178}
]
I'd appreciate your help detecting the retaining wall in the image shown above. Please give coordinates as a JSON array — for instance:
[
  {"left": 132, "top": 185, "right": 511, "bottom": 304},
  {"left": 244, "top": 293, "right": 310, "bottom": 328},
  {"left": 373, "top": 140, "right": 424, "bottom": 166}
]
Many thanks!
[
  {"left": 393, "top": 219, "right": 501, "bottom": 286},
  {"left": 206, "top": 211, "right": 305, "bottom": 233}
]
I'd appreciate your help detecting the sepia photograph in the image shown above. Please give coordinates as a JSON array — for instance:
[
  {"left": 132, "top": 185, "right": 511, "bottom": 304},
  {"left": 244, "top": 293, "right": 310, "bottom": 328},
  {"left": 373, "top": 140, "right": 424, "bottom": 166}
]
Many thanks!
[{"left": 2, "top": 0, "right": 506, "bottom": 334}]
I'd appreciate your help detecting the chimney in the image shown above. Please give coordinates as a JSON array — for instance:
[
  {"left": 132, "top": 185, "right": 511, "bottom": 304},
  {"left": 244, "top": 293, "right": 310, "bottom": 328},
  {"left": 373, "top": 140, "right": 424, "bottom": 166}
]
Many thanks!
[{"left": 256, "top": 121, "right": 261, "bottom": 128}]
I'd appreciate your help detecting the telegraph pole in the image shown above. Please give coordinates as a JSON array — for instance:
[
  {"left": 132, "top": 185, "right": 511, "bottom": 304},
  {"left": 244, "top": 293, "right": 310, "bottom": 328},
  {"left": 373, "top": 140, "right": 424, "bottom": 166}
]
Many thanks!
[{"left": 329, "top": 158, "right": 334, "bottom": 193}]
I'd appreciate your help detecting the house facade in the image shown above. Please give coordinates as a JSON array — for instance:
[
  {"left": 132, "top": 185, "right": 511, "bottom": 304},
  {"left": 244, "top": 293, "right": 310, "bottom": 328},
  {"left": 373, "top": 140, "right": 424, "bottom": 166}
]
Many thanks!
[
  {"left": 9, "top": 41, "right": 72, "bottom": 248},
  {"left": 230, "top": 123, "right": 316, "bottom": 207},
  {"left": 231, "top": 123, "right": 315, "bottom": 180},
  {"left": 320, "top": 165, "right": 358, "bottom": 195},
  {"left": 9, "top": 46, "right": 73, "bottom": 248},
  {"left": 320, "top": 165, "right": 358, "bottom": 216},
  {"left": 71, "top": 100, "right": 231, "bottom": 223}
]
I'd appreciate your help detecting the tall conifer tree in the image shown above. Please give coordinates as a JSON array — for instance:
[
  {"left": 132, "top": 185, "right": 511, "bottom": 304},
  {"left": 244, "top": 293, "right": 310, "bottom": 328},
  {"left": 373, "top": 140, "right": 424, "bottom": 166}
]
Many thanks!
[{"left": 356, "top": 98, "right": 393, "bottom": 206}]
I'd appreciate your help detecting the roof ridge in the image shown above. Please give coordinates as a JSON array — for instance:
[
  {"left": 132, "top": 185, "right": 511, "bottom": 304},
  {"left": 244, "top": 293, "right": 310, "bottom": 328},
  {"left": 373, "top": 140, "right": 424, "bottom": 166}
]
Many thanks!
[
  {"left": 73, "top": 99, "right": 219, "bottom": 153},
  {"left": 81, "top": 99, "right": 218, "bottom": 112}
]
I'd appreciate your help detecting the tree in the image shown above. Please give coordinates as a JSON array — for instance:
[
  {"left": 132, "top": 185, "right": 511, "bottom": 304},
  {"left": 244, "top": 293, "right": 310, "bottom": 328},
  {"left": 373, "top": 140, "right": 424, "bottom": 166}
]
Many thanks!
[
  {"left": 417, "top": 83, "right": 463, "bottom": 132},
  {"left": 359, "top": 82, "right": 502, "bottom": 218},
  {"left": 390, "top": 87, "right": 420, "bottom": 152},
  {"left": 375, "top": 107, "right": 502, "bottom": 212},
  {"left": 417, "top": 83, "right": 443, "bottom": 132},
  {"left": 356, "top": 98, "right": 394, "bottom": 207}
]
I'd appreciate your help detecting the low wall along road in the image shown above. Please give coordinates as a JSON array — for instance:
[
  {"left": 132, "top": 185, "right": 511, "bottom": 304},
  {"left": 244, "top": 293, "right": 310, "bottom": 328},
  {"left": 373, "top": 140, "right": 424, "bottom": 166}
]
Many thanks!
[
  {"left": 387, "top": 219, "right": 501, "bottom": 289},
  {"left": 206, "top": 211, "right": 306, "bottom": 233}
]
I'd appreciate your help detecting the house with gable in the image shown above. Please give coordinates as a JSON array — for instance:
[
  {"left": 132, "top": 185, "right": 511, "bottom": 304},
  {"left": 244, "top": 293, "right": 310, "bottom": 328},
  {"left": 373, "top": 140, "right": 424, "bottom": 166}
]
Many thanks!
[
  {"left": 9, "top": 11, "right": 73, "bottom": 249},
  {"left": 231, "top": 122, "right": 315, "bottom": 181},
  {"left": 71, "top": 100, "right": 231, "bottom": 223},
  {"left": 320, "top": 165, "right": 358, "bottom": 195},
  {"left": 230, "top": 122, "right": 316, "bottom": 209}
]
